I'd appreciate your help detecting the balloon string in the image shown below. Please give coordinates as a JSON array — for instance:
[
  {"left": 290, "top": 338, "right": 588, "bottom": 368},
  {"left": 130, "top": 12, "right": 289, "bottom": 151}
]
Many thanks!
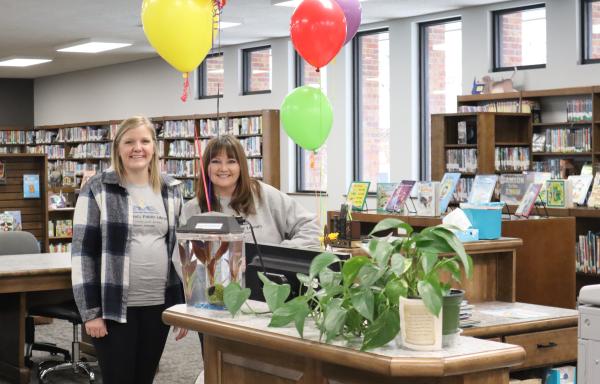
[
  {"left": 317, "top": 70, "right": 324, "bottom": 230},
  {"left": 181, "top": 73, "right": 189, "bottom": 102},
  {"left": 194, "top": 127, "right": 212, "bottom": 212}
]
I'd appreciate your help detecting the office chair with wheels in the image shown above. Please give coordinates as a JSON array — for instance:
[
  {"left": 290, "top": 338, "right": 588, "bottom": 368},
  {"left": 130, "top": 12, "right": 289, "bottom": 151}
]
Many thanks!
[{"left": 0, "top": 231, "right": 71, "bottom": 363}]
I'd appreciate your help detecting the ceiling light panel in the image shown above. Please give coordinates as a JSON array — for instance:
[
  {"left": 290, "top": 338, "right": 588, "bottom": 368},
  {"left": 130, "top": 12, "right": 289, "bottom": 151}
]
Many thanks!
[
  {"left": 57, "top": 42, "right": 131, "bottom": 53},
  {"left": 0, "top": 58, "right": 52, "bottom": 67}
]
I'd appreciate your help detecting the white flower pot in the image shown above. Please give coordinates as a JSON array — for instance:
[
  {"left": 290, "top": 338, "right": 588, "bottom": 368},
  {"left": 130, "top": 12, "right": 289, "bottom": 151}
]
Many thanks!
[{"left": 397, "top": 296, "right": 442, "bottom": 351}]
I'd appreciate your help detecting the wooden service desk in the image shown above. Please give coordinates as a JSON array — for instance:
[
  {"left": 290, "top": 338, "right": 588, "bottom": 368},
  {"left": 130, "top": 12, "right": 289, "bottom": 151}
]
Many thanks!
[
  {"left": 328, "top": 211, "right": 576, "bottom": 309},
  {"left": 163, "top": 302, "right": 526, "bottom": 384},
  {"left": 0, "top": 252, "right": 71, "bottom": 384}
]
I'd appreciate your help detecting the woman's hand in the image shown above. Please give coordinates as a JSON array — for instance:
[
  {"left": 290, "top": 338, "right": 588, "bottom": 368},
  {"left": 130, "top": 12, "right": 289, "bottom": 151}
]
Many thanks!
[
  {"left": 85, "top": 318, "right": 108, "bottom": 338},
  {"left": 173, "top": 327, "right": 188, "bottom": 341}
]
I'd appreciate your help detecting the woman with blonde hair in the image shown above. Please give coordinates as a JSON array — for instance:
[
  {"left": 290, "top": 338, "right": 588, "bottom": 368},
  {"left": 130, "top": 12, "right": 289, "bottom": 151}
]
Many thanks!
[{"left": 72, "top": 116, "right": 187, "bottom": 384}]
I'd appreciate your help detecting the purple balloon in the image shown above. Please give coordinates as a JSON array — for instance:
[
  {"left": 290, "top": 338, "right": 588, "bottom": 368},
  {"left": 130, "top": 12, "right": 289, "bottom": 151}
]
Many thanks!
[{"left": 335, "top": 0, "right": 362, "bottom": 44}]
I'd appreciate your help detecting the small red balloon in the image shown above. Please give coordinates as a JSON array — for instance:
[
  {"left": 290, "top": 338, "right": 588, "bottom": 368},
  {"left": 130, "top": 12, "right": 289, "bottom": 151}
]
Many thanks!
[{"left": 290, "top": 0, "right": 347, "bottom": 70}]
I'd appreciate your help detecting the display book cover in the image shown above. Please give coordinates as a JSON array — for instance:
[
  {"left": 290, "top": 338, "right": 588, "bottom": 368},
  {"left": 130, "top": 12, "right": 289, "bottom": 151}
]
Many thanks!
[
  {"left": 587, "top": 172, "right": 600, "bottom": 208},
  {"left": 410, "top": 181, "right": 440, "bottom": 216},
  {"left": 468, "top": 174, "right": 498, "bottom": 204},
  {"left": 0, "top": 210, "right": 21, "bottom": 231},
  {"left": 567, "top": 174, "right": 593, "bottom": 206},
  {"left": 523, "top": 171, "right": 552, "bottom": 204},
  {"left": 514, "top": 183, "right": 543, "bottom": 218},
  {"left": 545, "top": 179, "right": 573, "bottom": 208},
  {"left": 346, "top": 181, "right": 370, "bottom": 211},
  {"left": 439, "top": 173, "right": 461, "bottom": 214},
  {"left": 376, "top": 182, "right": 399, "bottom": 212},
  {"left": 385, "top": 180, "right": 416, "bottom": 213},
  {"left": 23, "top": 174, "right": 40, "bottom": 199},
  {"left": 499, "top": 173, "right": 534, "bottom": 206}
]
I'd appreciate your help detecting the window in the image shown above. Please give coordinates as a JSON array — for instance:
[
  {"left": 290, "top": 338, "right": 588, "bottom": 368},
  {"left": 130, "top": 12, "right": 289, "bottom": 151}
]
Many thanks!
[
  {"left": 197, "top": 52, "right": 224, "bottom": 98},
  {"left": 353, "top": 29, "right": 390, "bottom": 192},
  {"left": 295, "top": 53, "right": 328, "bottom": 192},
  {"left": 493, "top": 4, "right": 546, "bottom": 71},
  {"left": 242, "top": 46, "right": 272, "bottom": 94},
  {"left": 582, "top": 0, "right": 600, "bottom": 63},
  {"left": 419, "top": 18, "right": 462, "bottom": 180}
]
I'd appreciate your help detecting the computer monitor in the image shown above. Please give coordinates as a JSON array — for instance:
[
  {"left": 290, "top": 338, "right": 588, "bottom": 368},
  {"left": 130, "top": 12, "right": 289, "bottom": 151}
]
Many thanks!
[{"left": 245, "top": 242, "right": 350, "bottom": 302}]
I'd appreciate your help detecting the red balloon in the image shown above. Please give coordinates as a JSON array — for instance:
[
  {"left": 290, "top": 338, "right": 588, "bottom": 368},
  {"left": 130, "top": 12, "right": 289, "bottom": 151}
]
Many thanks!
[{"left": 290, "top": 0, "right": 347, "bottom": 70}]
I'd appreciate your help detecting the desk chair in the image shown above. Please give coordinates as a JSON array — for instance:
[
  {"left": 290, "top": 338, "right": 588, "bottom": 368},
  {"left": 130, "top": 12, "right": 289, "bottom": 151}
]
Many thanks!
[
  {"left": 0, "top": 232, "right": 95, "bottom": 382},
  {"left": 0, "top": 232, "right": 70, "bottom": 363}
]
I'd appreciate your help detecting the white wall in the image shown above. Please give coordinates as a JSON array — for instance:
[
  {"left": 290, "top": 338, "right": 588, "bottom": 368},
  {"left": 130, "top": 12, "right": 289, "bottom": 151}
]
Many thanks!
[{"left": 34, "top": 0, "right": 600, "bottom": 217}]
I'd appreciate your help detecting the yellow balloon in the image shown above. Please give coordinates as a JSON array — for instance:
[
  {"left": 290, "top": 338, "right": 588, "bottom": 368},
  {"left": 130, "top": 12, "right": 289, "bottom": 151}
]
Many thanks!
[{"left": 142, "top": 0, "right": 215, "bottom": 73}]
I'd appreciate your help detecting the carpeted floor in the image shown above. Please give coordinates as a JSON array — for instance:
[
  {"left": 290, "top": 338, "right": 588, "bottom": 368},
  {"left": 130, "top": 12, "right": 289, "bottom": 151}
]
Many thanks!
[{"left": 0, "top": 319, "right": 204, "bottom": 384}]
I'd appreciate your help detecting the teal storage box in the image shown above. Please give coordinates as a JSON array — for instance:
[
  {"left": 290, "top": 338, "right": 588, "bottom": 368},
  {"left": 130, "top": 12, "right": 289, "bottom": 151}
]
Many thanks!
[{"left": 459, "top": 202, "right": 504, "bottom": 240}]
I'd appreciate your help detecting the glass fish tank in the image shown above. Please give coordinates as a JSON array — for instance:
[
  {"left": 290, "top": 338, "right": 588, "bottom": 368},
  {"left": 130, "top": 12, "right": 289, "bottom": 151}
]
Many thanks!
[{"left": 176, "top": 215, "right": 246, "bottom": 309}]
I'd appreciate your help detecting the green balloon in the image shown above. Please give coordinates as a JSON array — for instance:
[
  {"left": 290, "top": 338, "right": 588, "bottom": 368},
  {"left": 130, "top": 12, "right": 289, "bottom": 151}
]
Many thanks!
[{"left": 281, "top": 86, "right": 333, "bottom": 151}]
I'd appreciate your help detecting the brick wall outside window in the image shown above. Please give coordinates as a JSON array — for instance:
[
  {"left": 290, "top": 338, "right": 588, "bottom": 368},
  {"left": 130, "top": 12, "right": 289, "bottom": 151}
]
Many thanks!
[
  {"left": 205, "top": 54, "right": 224, "bottom": 96},
  {"left": 590, "top": 2, "right": 600, "bottom": 59},
  {"left": 248, "top": 48, "right": 271, "bottom": 92}
]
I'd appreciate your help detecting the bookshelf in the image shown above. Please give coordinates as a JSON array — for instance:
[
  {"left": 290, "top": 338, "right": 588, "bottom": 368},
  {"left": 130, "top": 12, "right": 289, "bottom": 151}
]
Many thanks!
[
  {"left": 456, "top": 86, "right": 600, "bottom": 294},
  {"left": 0, "top": 154, "right": 48, "bottom": 251}
]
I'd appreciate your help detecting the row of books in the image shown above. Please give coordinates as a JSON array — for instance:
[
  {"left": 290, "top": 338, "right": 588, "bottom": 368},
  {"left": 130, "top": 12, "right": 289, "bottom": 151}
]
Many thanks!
[
  {"left": 162, "top": 120, "right": 195, "bottom": 138},
  {"left": 494, "top": 147, "right": 530, "bottom": 172},
  {"left": 26, "top": 145, "right": 65, "bottom": 159},
  {"left": 199, "top": 118, "right": 227, "bottom": 137},
  {"left": 0, "top": 130, "right": 27, "bottom": 144},
  {"left": 239, "top": 137, "right": 262, "bottom": 156},
  {"left": 248, "top": 158, "right": 263, "bottom": 178},
  {"left": 161, "top": 159, "right": 195, "bottom": 177},
  {"left": 446, "top": 148, "right": 477, "bottom": 173},
  {"left": 532, "top": 127, "right": 591, "bottom": 153},
  {"left": 0, "top": 147, "right": 22, "bottom": 154},
  {"left": 577, "top": 231, "right": 600, "bottom": 274},
  {"left": 49, "top": 242, "right": 72, "bottom": 253},
  {"left": 57, "top": 126, "right": 110, "bottom": 142},
  {"left": 567, "top": 98, "right": 593, "bottom": 122},
  {"left": 69, "top": 143, "right": 111, "bottom": 159},
  {"left": 457, "top": 100, "right": 526, "bottom": 113},
  {"left": 163, "top": 140, "right": 197, "bottom": 158},
  {"left": 229, "top": 116, "right": 263, "bottom": 135},
  {"left": 48, "top": 219, "right": 73, "bottom": 238},
  {"left": 181, "top": 179, "right": 195, "bottom": 199}
]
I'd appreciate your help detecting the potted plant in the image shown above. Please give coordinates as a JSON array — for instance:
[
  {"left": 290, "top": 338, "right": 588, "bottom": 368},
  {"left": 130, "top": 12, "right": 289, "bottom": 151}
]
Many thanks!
[{"left": 223, "top": 218, "right": 472, "bottom": 351}]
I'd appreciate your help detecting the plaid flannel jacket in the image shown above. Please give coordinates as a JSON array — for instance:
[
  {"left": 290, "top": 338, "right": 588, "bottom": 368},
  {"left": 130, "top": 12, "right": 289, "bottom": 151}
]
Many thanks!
[{"left": 71, "top": 170, "right": 184, "bottom": 323}]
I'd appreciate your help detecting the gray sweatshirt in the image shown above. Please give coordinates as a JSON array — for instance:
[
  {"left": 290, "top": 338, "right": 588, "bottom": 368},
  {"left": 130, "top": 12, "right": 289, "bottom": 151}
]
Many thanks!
[{"left": 181, "top": 181, "right": 321, "bottom": 248}]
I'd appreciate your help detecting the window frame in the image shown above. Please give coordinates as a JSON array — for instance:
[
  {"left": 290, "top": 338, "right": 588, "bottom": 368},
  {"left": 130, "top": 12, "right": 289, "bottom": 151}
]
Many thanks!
[
  {"left": 352, "top": 28, "right": 390, "bottom": 188},
  {"left": 582, "top": 0, "right": 600, "bottom": 64},
  {"left": 294, "top": 52, "right": 326, "bottom": 193},
  {"left": 419, "top": 17, "right": 462, "bottom": 181},
  {"left": 242, "top": 45, "right": 272, "bottom": 95},
  {"left": 197, "top": 52, "right": 224, "bottom": 99},
  {"left": 492, "top": 3, "right": 547, "bottom": 72}
]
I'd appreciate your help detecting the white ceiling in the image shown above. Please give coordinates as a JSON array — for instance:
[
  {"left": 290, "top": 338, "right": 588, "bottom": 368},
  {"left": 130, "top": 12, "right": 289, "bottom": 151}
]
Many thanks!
[{"left": 0, "top": 0, "right": 509, "bottom": 79}]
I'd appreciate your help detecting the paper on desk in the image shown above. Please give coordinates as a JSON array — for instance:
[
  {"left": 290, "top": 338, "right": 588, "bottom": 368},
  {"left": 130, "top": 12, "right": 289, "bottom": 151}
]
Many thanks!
[
  {"left": 442, "top": 208, "right": 472, "bottom": 231},
  {"left": 479, "top": 308, "right": 548, "bottom": 319}
]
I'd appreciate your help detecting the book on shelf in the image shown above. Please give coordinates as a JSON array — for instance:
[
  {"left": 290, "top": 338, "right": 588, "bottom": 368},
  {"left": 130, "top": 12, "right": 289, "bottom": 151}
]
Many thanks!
[
  {"left": 587, "top": 172, "right": 600, "bottom": 208},
  {"left": 0, "top": 211, "right": 21, "bottom": 231},
  {"left": 545, "top": 179, "right": 573, "bottom": 208},
  {"left": 0, "top": 160, "right": 5, "bottom": 184},
  {"left": 54, "top": 219, "right": 73, "bottom": 237},
  {"left": 514, "top": 183, "right": 542, "bottom": 218},
  {"left": 385, "top": 181, "right": 416, "bottom": 213},
  {"left": 376, "top": 182, "right": 399, "bottom": 213},
  {"left": 411, "top": 181, "right": 440, "bottom": 216},
  {"left": 23, "top": 174, "right": 40, "bottom": 199},
  {"left": 499, "top": 173, "right": 533, "bottom": 205},
  {"left": 48, "top": 192, "right": 68, "bottom": 209},
  {"left": 468, "top": 174, "right": 498, "bottom": 204},
  {"left": 457, "top": 121, "right": 467, "bottom": 144},
  {"left": 532, "top": 133, "right": 546, "bottom": 152},
  {"left": 439, "top": 173, "right": 461, "bottom": 214},
  {"left": 568, "top": 174, "right": 593, "bottom": 206},
  {"left": 62, "top": 170, "right": 77, "bottom": 187}
]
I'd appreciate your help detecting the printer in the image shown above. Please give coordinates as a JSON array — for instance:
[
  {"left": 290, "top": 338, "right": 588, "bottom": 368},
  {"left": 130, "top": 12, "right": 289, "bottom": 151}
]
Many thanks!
[{"left": 578, "top": 285, "right": 600, "bottom": 384}]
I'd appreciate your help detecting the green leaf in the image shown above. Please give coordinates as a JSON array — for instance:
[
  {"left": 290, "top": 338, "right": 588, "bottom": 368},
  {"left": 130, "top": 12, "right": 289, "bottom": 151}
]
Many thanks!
[
  {"left": 319, "top": 269, "right": 342, "bottom": 288},
  {"left": 309, "top": 253, "right": 340, "bottom": 279},
  {"left": 369, "top": 239, "right": 393, "bottom": 268},
  {"left": 383, "top": 277, "right": 407, "bottom": 306},
  {"left": 296, "top": 272, "right": 312, "bottom": 287},
  {"left": 417, "top": 280, "right": 443, "bottom": 317},
  {"left": 439, "top": 259, "right": 461, "bottom": 282},
  {"left": 323, "top": 299, "right": 347, "bottom": 342},
  {"left": 345, "top": 309, "right": 364, "bottom": 336},
  {"left": 356, "top": 263, "right": 381, "bottom": 287},
  {"left": 390, "top": 253, "right": 410, "bottom": 277},
  {"left": 258, "top": 272, "right": 291, "bottom": 313},
  {"left": 431, "top": 226, "right": 471, "bottom": 277},
  {"left": 361, "top": 308, "right": 400, "bottom": 351},
  {"left": 269, "top": 296, "right": 308, "bottom": 329},
  {"left": 223, "top": 282, "right": 251, "bottom": 317},
  {"left": 369, "top": 218, "right": 413, "bottom": 237},
  {"left": 350, "top": 288, "right": 374, "bottom": 322},
  {"left": 323, "top": 285, "right": 344, "bottom": 299},
  {"left": 421, "top": 251, "right": 438, "bottom": 275},
  {"left": 342, "top": 256, "right": 370, "bottom": 288}
]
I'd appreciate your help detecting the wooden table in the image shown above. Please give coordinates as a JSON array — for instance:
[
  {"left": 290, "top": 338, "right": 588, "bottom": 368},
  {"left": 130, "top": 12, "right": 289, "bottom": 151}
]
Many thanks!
[
  {"left": 0, "top": 253, "right": 71, "bottom": 384},
  {"left": 163, "top": 302, "right": 526, "bottom": 384}
]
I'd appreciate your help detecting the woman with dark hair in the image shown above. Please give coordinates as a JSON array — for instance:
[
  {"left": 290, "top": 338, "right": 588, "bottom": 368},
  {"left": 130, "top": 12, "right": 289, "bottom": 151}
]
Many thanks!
[
  {"left": 72, "top": 116, "right": 187, "bottom": 384},
  {"left": 181, "top": 134, "right": 320, "bottom": 247}
]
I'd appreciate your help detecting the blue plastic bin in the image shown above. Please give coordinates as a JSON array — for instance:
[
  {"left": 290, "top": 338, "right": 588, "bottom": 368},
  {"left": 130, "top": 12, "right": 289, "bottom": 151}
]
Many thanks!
[{"left": 459, "top": 202, "right": 504, "bottom": 240}]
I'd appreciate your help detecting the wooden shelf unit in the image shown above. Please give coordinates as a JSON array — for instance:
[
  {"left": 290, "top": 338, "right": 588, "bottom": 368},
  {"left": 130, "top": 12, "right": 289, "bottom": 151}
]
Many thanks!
[
  {"left": 431, "top": 112, "right": 532, "bottom": 181},
  {"left": 0, "top": 154, "right": 48, "bottom": 250}
]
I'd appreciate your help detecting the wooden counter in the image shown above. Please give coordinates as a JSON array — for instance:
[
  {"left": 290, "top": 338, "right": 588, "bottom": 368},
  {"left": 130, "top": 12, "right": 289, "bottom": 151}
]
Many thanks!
[{"left": 163, "top": 302, "right": 526, "bottom": 384}]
